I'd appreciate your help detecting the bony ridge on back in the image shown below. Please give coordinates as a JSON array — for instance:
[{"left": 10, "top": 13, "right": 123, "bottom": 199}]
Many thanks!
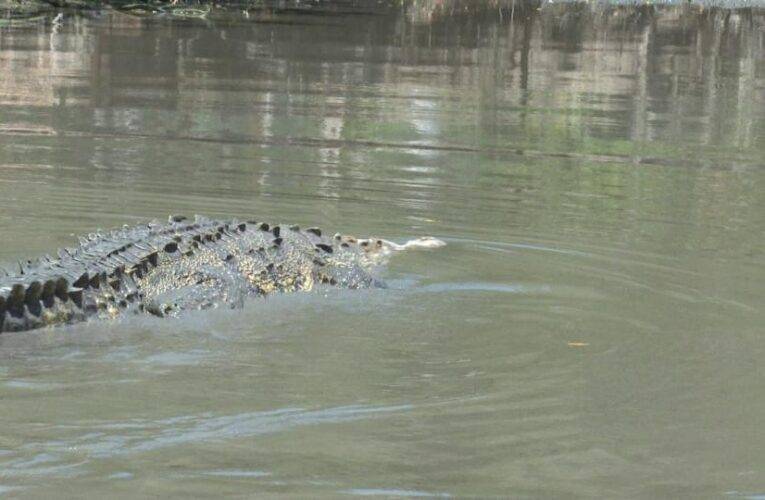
[{"left": 0, "top": 215, "right": 445, "bottom": 333}]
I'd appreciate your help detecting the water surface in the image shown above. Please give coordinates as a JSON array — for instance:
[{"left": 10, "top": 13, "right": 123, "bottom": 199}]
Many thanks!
[{"left": 0, "top": 3, "right": 764, "bottom": 497}]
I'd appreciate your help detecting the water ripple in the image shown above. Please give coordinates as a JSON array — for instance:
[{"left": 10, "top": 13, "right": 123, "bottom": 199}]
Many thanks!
[{"left": 1, "top": 404, "right": 412, "bottom": 479}]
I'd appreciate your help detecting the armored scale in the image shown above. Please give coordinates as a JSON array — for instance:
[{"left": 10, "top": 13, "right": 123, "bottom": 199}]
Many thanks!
[{"left": 0, "top": 215, "right": 443, "bottom": 333}]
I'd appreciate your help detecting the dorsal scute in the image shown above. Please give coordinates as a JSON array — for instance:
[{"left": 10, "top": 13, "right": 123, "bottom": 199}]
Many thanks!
[{"left": 0, "top": 216, "right": 440, "bottom": 334}]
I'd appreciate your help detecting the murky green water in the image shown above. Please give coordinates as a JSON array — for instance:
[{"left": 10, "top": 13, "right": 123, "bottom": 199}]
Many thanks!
[{"left": 0, "top": 2, "right": 764, "bottom": 497}]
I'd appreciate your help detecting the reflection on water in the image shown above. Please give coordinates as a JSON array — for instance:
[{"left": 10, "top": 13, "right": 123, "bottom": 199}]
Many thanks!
[{"left": 0, "top": 2, "right": 764, "bottom": 497}]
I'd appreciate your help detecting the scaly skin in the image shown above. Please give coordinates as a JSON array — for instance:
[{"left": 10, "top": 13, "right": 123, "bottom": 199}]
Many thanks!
[{"left": 0, "top": 215, "right": 394, "bottom": 333}]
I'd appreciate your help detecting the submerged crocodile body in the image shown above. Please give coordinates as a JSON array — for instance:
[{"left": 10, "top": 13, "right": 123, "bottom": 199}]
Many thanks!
[{"left": 0, "top": 215, "right": 444, "bottom": 333}]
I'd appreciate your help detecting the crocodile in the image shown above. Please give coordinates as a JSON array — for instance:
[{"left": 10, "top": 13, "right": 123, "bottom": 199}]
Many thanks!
[{"left": 0, "top": 215, "right": 445, "bottom": 334}]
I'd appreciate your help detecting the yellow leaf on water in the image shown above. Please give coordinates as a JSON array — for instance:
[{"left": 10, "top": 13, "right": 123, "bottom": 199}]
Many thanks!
[{"left": 567, "top": 342, "right": 589, "bottom": 347}]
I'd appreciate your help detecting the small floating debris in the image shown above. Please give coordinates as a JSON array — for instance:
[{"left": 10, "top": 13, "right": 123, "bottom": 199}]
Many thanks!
[
  {"left": 163, "top": 5, "right": 210, "bottom": 18},
  {"left": 113, "top": 2, "right": 163, "bottom": 16},
  {"left": 567, "top": 341, "right": 589, "bottom": 347}
]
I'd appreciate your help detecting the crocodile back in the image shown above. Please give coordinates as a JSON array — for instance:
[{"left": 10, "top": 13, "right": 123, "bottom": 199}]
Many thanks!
[{"left": 0, "top": 215, "right": 387, "bottom": 333}]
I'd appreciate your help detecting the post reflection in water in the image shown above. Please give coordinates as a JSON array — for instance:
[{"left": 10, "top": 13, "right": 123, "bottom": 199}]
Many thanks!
[{"left": 0, "top": 2, "right": 764, "bottom": 497}]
